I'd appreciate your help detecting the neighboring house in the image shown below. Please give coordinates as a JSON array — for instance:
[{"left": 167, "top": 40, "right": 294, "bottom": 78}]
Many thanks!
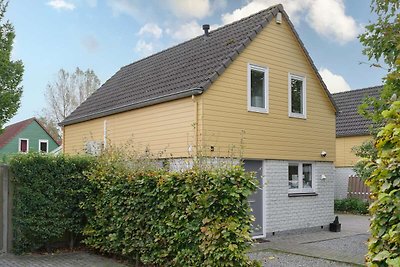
[
  {"left": 0, "top": 118, "right": 60, "bottom": 161},
  {"left": 333, "top": 85, "right": 382, "bottom": 199},
  {"left": 60, "top": 5, "right": 337, "bottom": 237}
]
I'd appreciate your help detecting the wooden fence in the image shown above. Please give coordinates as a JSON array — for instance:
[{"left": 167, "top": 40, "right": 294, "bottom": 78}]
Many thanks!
[
  {"left": 0, "top": 165, "right": 13, "bottom": 253},
  {"left": 347, "top": 175, "right": 371, "bottom": 201}
]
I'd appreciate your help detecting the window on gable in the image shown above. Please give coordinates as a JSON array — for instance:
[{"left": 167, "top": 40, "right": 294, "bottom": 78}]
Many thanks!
[
  {"left": 39, "top": 140, "right": 49, "bottom": 153},
  {"left": 288, "top": 162, "right": 314, "bottom": 193},
  {"left": 19, "top": 139, "right": 29, "bottom": 153},
  {"left": 289, "top": 74, "right": 306, "bottom": 118},
  {"left": 248, "top": 64, "right": 268, "bottom": 113}
]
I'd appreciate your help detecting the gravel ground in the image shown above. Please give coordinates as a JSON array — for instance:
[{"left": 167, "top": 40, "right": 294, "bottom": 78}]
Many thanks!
[
  {"left": 307, "top": 233, "right": 368, "bottom": 256},
  {"left": 249, "top": 250, "right": 357, "bottom": 267}
]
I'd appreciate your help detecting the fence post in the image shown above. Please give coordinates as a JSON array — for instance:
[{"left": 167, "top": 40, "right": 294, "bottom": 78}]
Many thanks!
[{"left": 1, "top": 165, "right": 8, "bottom": 253}]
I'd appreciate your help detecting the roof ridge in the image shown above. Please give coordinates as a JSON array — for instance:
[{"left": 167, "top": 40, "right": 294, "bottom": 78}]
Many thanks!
[
  {"left": 118, "top": 5, "right": 281, "bottom": 72},
  {"left": 333, "top": 85, "right": 383, "bottom": 95}
]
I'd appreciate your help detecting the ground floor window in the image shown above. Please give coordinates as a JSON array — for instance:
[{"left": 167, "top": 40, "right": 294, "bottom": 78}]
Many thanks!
[{"left": 288, "top": 162, "right": 314, "bottom": 193}]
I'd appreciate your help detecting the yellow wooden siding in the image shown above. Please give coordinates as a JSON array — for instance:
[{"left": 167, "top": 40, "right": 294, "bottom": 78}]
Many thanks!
[
  {"left": 335, "top": 135, "right": 370, "bottom": 167},
  {"left": 64, "top": 97, "right": 196, "bottom": 157},
  {"left": 199, "top": 16, "right": 336, "bottom": 161}
]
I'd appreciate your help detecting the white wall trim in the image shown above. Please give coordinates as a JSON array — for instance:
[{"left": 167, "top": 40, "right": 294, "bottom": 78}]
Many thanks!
[
  {"left": 18, "top": 138, "right": 29, "bottom": 153},
  {"left": 38, "top": 139, "right": 49, "bottom": 153},
  {"left": 247, "top": 63, "right": 269, "bottom": 114},
  {"left": 288, "top": 73, "right": 307, "bottom": 119}
]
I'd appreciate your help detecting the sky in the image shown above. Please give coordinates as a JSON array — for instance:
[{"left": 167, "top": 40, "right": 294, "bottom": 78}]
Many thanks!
[{"left": 5, "top": 0, "right": 387, "bottom": 125}]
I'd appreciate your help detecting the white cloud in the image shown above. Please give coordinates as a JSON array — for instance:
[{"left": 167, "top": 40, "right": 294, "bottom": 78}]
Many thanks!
[
  {"left": 138, "top": 23, "right": 163, "bottom": 39},
  {"left": 135, "top": 40, "right": 154, "bottom": 56},
  {"left": 167, "top": 0, "right": 210, "bottom": 19},
  {"left": 221, "top": 0, "right": 360, "bottom": 44},
  {"left": 319, "top": 68, "right": 351, "bottom": 93},
  {"left": 166, "top": 21, "right": 204, "bottom": 41},
  {"left": 306, "top": 0, "right": 361, "bottom": 44},
  {"left": 107, "top": 0, "right": 138, "bottom": 17},
  {"left": 47, "top": 0, "right": 75, "bottom": 10}
]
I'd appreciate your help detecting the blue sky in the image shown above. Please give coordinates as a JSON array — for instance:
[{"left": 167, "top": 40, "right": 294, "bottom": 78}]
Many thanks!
[{"left": 6, "top": 0, "right": 386, "bottom": 125}]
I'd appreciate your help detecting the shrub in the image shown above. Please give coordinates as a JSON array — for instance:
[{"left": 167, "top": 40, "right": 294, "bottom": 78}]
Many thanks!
[
  {"left": 334, "top": 198, "right": 369, "bottom": 215},
  {"left": 82, "top": 150, "right": 260, "bottom": 266},
  {"left": 365, "top": 101, "right": 400, "bottom": 266},
  {"left": 9, "top": 153, "right": 94, "bottom": 254}
]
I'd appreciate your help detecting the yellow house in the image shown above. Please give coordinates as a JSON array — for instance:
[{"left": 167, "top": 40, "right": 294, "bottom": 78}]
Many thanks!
[
  {"left": 333, "top": 85, "right": 382, "bottom": 199},
  {"left": 61, "top": 5, "right": 337, "bottom": 237}
]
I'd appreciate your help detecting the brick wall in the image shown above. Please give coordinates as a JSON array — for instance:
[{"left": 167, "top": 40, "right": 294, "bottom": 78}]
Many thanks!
[{"left": 264, "top": 160, "right": 334, "bottom": 233}]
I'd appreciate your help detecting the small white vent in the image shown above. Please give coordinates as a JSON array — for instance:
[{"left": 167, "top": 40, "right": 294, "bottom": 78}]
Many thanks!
[{"left": 276, "top": 12, "right": 282, "bottom": 24}]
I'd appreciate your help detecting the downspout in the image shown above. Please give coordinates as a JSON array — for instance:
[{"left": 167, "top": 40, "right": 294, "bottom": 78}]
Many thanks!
[
  {"left": 192, "top": 94, "right": 198, "bottom": 156},
  {"left": 103, "top": 120, "right": 107, "bottom": 150},
  {"left": 62, "top": 127, "right": 65, "bottom": 154}
]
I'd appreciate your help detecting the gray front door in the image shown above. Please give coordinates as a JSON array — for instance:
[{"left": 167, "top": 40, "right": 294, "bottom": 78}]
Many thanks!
[{"left": 244, "top": 160, "right": 264, "bottom": 237}]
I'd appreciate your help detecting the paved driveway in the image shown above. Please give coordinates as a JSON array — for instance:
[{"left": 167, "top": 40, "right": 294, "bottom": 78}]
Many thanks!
[
  {"left": 250, "top": 214, "right": 370, "bottom": 266},
  {"left": 0, "top": 252, "right": 127, "bottom": 267},
  {"left": 0, "top": 214, "right": 369, "bottom": 266}
]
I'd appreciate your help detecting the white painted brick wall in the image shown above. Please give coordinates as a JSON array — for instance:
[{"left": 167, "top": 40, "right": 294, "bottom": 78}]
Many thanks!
[
  {"left": 334, "top": 167, "right": 355, "bottom": 199},
  {"left": 263, "top": 160, "right": 334, "bottom": 233}
]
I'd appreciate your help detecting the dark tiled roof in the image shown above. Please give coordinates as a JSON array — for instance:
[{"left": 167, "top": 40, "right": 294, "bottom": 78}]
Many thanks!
[
  {"left": 0, "top": 118, "right": 33, "bottom": 149},
  {"left": 61, "top": 4, "right": 336, "bottom": 126},
  {"left": 0, "top": 118, "right": 61, "bottom": 149},
  {"left": 333, "top": 85, "right": 382, "bottom": 137}
]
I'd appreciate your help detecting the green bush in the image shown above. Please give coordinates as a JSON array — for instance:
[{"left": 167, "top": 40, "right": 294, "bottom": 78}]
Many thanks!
[
  {"left": 365, "top": 101, "right": 400, "bottom": 266},
  {"left": 9, "top": 153, "right": 94, "bottom": 254},
  {"left": 82, "top": 151, "right": 260, "bottom": 266},
  {"left": 334, "top": 198, "right": 369, "bottom": 215}
]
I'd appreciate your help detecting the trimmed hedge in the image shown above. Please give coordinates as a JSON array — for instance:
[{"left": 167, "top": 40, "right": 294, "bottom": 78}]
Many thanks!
[
  {"left": 83, "top": 153, "right": 260, "bottom": 266},
  {"left": 334, "top": 198, "right": 369, "bottom": 215},
  {"left": 9, "top": 153, "right": 94, "bottom": 254}
]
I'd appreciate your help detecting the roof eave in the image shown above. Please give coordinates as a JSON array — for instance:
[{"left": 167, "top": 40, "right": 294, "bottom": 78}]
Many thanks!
[{"left": 60, "top": 88, "right": 203, "bottom": 126}]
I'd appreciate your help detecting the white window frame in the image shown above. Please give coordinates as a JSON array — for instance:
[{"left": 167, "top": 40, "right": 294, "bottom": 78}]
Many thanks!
[
  {"left": 247, "top": 64, "right": 269, "bottom": 113},
  {"left": 288, "top": 73, "right": 306, "bottom": 119},
  {"left": 288, "top": 162, "right": 314, "bottom": 194},
  {"left": 18, "top": 138, "right": 29, "bottom": 153},
  {"left": 38, "top": 139, "right": 49, "bottom": 153}
]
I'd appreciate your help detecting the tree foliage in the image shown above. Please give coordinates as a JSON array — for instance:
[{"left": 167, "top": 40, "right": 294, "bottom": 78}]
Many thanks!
[
  {"left": 365, "top": 101, "right": 400, "bottom": 266},
  {"left": 358, "top": 0, "right": 400, "bottom": 123},
  {"left": 41, "top": 67, "right": 100, "bottom": 137},
  {"left": 357, "top": 0, "right": 400, "bottom": 265},
  {"left": 0, "top": 0, "right": 24, "bottom": 131}
]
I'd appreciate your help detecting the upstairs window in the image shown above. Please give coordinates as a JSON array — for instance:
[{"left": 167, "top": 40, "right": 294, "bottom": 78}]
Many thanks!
[
  {"left": 19, "top": 139, "right": 29, "bottom": 153},
  {"left": 288, "top": 162, "right": 314, "bottom": 193},
  {"left": 289, "top": 74, "right": 306, "bottom": 118},
  {"left": 39, "top": 140, "right": 49, "bottom": 153},
  {"left": 248, "top": 64, "right": 268, "bottom": 113}
]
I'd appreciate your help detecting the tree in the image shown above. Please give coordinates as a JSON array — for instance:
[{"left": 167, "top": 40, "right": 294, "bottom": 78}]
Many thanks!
[
  {"left": 41, "top": 67, "right": 100, "bottom": 137},
  {"left": 357, "top": 0, "right": 400, "bottom": 265},
  {"left": 0, "top": 0, "right": 24, "bottom": 131}
]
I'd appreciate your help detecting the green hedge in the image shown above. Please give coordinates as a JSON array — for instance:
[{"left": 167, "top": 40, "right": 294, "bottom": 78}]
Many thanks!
[
  {"left": 83, "top": 153, "right": 260, "bottom": 266},
  {"left": 9, "top": 153, "right": 94, "bottom": 254},
  {"left": 365, "top": 101, "right": 400, "bottom": 266},
  {"left": 334, "top": 198, "right": 369, "bottom": 215}
]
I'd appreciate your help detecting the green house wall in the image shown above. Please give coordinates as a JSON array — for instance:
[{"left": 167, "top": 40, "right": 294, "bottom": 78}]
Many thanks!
[{"left": 0, "top": 120, "right": 59, "bottom": 160}]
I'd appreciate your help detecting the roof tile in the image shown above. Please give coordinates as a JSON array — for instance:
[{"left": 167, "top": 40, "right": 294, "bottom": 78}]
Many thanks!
[{"left": 333, "top": 86, "right": 382, "bottom": 137}]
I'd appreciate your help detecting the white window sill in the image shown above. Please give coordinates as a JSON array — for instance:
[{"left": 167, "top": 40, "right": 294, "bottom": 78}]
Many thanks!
[
  {"left": 288, "top": 192, "right": 318, "bottom": 197},
  {"left": 248, "top": 107, "right": 269, "bottom": 114},
  {"left": 289, "top": 113, "right": 306, "bottom": 119}
]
